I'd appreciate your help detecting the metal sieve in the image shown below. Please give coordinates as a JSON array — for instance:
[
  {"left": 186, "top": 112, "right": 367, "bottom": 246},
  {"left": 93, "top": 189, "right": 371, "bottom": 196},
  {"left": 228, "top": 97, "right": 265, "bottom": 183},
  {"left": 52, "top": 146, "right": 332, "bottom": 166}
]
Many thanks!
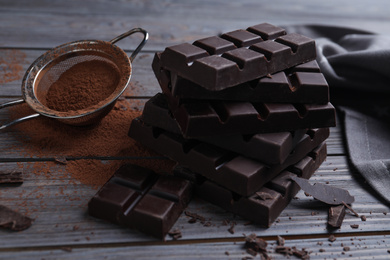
[{"left": 0, "top": 28, "right": 148, "bottom": 129}]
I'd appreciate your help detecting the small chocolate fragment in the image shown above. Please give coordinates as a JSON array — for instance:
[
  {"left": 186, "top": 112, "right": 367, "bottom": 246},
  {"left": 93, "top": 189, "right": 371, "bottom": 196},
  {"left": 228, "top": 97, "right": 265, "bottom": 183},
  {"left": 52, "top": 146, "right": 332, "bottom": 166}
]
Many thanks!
[
  {"left": 277, "top": 235, "right": 285, "bottom": 246},
  {"left": 244, "top": 233, "right": 268, "bottom": 257},
  {"left": 0, "top": 205, "right": 33, "bottom": 231},
  {"left": 88, "top": 164, "right": 192, "bottom": 239},
  {"left": 0, "top": 170, "right": 23, "bottom": 184},
  {"left": 290, "top": 176, "right": 355, "bottom": 205},
  {"left": 328, "top": 205, "right": 346, "bottom": 228}
]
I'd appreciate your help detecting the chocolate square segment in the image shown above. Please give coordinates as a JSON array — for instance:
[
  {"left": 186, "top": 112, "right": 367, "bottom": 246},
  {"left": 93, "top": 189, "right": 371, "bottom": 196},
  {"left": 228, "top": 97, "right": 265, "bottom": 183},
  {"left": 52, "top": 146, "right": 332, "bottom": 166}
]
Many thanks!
[
  {"left": 247, "top": 23, "right": 286, "bottom": 40},
  {"left": 88, "top": 164, "right": 193, "bottom": 239},
  {"left": 193, "top": 36, "right": 236, "bottom": 55},
  {"left": 221, "top": 29, "right": 263, "bottom": 47}
]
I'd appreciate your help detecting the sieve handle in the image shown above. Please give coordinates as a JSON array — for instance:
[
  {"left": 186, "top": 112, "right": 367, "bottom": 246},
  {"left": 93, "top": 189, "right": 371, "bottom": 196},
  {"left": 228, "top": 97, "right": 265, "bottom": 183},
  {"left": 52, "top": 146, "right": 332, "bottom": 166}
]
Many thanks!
[
  {"left": 109, "top": 28, "right": 149, "bottom": 63},
  {"left": 0, "top": 99, "right": 40, "bottom": 130}
]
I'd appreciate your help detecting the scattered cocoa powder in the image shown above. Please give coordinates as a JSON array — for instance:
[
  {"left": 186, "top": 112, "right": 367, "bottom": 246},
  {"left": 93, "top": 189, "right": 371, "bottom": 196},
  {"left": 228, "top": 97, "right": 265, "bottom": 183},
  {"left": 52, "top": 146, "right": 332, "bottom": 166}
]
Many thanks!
[
  {"left": 44, "top": 60, "right": 120, "bottom": 112},
  {"left": 0, "top": 50, "right": 26, "bottom": 84},
  {"left": 7, "top": 97, "right": 174, "bottom": 187}
]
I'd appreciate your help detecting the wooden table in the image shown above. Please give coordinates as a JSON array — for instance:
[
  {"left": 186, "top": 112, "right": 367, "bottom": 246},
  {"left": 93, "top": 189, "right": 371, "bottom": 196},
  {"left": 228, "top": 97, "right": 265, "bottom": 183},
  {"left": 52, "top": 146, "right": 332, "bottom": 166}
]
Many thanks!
[{"left": 1, "top": 1, "right": 390, "bottom": 259}]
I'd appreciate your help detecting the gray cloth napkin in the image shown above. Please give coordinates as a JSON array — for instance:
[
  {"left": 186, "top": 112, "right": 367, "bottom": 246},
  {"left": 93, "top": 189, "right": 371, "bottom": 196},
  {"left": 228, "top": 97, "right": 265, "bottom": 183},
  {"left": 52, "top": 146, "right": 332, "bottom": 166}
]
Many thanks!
[{"left": 285, "top": 25, "right": 390, "bottom": 204}]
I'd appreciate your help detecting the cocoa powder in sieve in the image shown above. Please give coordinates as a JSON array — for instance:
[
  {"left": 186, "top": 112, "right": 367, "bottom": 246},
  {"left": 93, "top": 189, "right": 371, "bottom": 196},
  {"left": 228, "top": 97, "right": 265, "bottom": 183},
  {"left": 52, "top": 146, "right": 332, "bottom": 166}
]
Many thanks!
[{"left": 45, "top": 60, "right": 120, "bottom": 112}]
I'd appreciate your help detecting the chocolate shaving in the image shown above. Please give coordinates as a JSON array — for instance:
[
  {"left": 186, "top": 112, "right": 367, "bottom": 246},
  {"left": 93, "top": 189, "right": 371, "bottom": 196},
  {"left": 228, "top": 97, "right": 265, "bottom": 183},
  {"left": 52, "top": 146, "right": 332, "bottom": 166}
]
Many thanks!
[
  {"left": 255, "top": 191, "right": 273, "bottom": 200},
  {"left": 275, "top": 246, "right": 309, "bottom": 259},
  {"left": 228, "top": 222, "right": 236, "bottom": 234},
  {"left": 184, "top": 210, "right": 206, "bottom": 224},
  {"left": 54, "top": 156, "right": 68, "bottom": 165},
  {"left": 0, "top": 205, "right": 33, "bottom": 231},
  {"left": 277, "top": 235, "right": 285, "bottom": 246},
  {"left": 328, "top": 204, "right": 346, "bottom": 228},
  {"left": 290, "top": 176, "right": 354, "bottom": 205},
  {"left": 342, "top": 201, "right": 359, "bottom": 217},
  {"left": 0, "top": 170, "right": 23, "bottom": 184},
  {"left": 168, "top": 228, "right": 182, "bottom": 240},
  {"left": 244, "top": 233, "right": 268, "bottom": 257}
]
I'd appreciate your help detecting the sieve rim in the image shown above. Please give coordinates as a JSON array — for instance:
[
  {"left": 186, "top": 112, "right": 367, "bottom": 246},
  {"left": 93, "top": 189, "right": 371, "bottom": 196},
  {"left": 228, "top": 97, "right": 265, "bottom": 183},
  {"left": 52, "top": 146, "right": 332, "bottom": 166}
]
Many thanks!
[{"left": 21, "top": 39, "right": 132, "bottom": 120}]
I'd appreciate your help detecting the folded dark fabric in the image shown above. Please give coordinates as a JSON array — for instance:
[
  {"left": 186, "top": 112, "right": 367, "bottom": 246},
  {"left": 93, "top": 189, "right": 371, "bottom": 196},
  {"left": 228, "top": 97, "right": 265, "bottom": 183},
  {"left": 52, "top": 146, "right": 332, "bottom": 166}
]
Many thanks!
[{"left": 285, "top": 24, "right": 390, "bottom": 204}]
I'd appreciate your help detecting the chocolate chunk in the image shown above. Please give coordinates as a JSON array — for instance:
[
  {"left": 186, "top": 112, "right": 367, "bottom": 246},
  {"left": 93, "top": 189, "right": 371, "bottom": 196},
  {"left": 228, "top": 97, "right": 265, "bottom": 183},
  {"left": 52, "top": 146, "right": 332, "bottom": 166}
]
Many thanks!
[
  {"left": 154, "top": 52, "right": 328, "bottom": 104},
  {"left": 328, "top": 205, "right": 346, "bottom": 228},
  {"left": 0, "top": 170, "right": 23, "bottom": 184},
  {"left": 129, "top": 117, "right": 328, "bottom": 196},
  {"left": 174, "top": 143, "right": 327, "bottom": 227},
  {"left": 88, "top": 164, "right": 192, "bottom": 239},
  {"left": 290, "top": 176, "right": 355, "bottom": 205},
  {"left": 163, "top": 91, "right": 335, "bottom": 137},
  {"left": 244, "top": 233, "right": 268, "bottom": 257},
  {"left": 0, "top": 205, "right": 33, "bottom": 231},
  {"left": 160, "top": 23, "right": 315, "bottom": 91},
  {"left": 140, "top": 93, "right": 309, "bottom": 164}
]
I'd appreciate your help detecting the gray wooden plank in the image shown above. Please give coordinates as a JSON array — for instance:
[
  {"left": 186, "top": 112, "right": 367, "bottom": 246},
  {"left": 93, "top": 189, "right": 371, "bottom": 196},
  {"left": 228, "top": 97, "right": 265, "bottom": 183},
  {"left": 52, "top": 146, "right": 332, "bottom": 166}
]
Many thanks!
[
  {"left": 1, "top": 0, "right": 390, "bottom": 49},
  {"left": 1, "top": 234, "right": 390, "bottom": 260},
  {"left": 0, "top": 156, "right": 389, "bottom": 249}
]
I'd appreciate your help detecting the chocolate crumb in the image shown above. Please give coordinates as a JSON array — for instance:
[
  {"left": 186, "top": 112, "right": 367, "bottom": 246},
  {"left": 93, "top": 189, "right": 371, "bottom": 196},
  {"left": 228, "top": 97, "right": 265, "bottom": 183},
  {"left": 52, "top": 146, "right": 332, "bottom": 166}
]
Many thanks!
[
  {"left": 328, "top": 235, "right": 336, "bottom": 242},
  {"left": 168, "top": 229, "right": 182, "bottom": 240},
  {"left": 255, "top": 191, "right": 273, "bottom": 200},
  {"left": 203, "top": 221, "right": 212, "bottom": 227},
  {"left": 72, "top": 225, "right": 79, "bottom": 231},
  {"left": 184, "top": 210, "right": 205, "bottom": 224},
  {"left": 228, "top": 222, "right": 236, "bottom": 234},
  {"left": 361, "top": 215, "right": 367, "bottom": 221},
  {"left": 244, "top": 233, "right": 268, "bottom": 257},
  {"left": 350, "top": 224, "right": 359, "bottom": 229},
  {"left": 54, "top": 156, "right": 68, "bottom": 165},
  {"left": 319, "top": 248, "right": 325, "bottom": 252},
  {"left": 61, "top": 247, "right": 72, "bottom": 252},
  {"left": 343, "top": 246, "right": 350, "bottom": 251},
  {"left": 225, "top": 251, "right": 229, "bottom": 256},
  {"left": 277, "top": 235, "right": 285, "bottom": 246}
]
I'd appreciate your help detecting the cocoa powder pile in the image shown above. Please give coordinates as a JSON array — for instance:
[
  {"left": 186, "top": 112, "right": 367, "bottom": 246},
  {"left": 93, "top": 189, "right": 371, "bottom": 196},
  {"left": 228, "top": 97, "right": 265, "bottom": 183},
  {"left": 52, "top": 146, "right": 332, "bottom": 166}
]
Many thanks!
[{"left": 44, "top": 60, "right": 120, "bottom": 112}]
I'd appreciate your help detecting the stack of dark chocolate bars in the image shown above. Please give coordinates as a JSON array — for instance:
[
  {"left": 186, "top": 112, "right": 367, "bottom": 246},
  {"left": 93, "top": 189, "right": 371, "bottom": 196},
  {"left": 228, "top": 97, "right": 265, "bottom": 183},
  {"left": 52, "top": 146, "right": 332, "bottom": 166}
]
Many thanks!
[
  {"left": 91, "top": 23, "right": 336, "bottom": 239},
  {"left": 129, "top": 22, "right": 335, "bottom": 227}
]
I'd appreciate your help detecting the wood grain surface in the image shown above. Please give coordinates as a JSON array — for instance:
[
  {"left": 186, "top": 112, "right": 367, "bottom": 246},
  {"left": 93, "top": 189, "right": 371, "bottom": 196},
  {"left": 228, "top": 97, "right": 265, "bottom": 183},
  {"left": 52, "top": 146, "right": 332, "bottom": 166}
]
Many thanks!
[{"left": 1, "top": 1, "right": 390, "bottom": 259}]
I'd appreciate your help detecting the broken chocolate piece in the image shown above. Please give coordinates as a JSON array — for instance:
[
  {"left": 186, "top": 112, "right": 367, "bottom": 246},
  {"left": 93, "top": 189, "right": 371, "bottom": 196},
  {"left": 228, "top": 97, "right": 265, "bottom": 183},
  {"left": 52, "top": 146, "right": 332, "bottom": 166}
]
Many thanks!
[
  {"left": 0, "top": 170, "right": 23, "bottom": 184},
  {"left": 244, "top": 233, "right": 268, "bottom": 256},
  {"left": 0, "top": 205, "right": 33, "bottom": 231},
  {"left": 88, "top": 164, "right": 193, "bottom": 239},
  {"left": 290, "top": 176, "right": 355, "bottom": 205},
  {"left": 328, "top": 204, "right": 346, "bottom": 228}
]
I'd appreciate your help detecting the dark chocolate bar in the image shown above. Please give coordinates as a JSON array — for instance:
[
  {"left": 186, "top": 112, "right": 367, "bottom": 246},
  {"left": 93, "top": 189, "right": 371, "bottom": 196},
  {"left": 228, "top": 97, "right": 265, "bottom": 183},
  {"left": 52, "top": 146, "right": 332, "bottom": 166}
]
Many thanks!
[
  {"left": 159, "top": 23, "right": 316, "bottom": 91},
  {"left": 164, "top": 90, "right": 335, "bottom": 137},
  {"left": 128, "top": 118, "right": 329, "bottom": 196},
  {"left": 153, "top": 52, "right": 329, "bottom": 104},
  {"left": 88, "top": 164, "right": 192, "bottom": 239},
  {"left": 141, "top": 93, "right": 307, "bottom": 164},
  {"left": 174, "top": 143, "right": 327, "bottom": 227}
]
